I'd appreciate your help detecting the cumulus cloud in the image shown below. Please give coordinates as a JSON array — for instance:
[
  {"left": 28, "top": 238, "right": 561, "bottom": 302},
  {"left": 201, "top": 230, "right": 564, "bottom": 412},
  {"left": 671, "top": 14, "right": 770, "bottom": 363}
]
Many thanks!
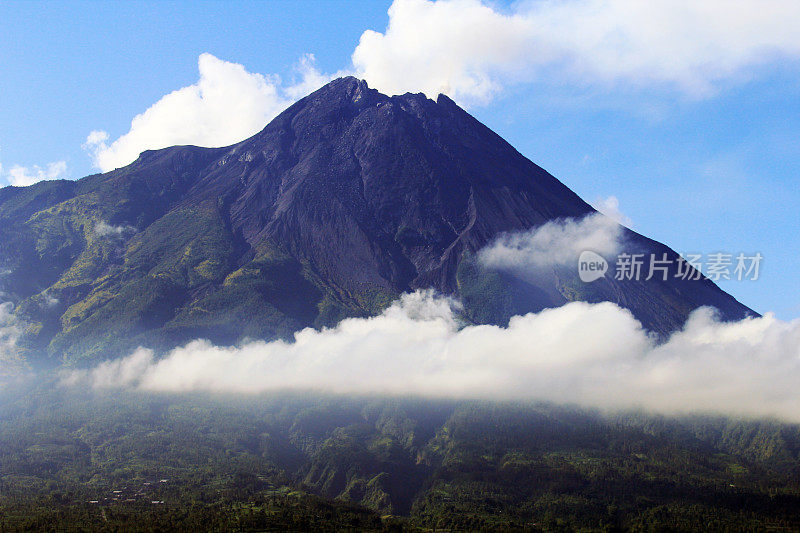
[
  {"left": 353, "top": 0, "right": 533, "bottom": 104},
  {"left": 477, "top": 212, "right": 622, "bottom": 272},
  {"left": 3, "top": 161, "right": 67, "bottom": 187},
  {"left": 285, "top": 53, "right": 337, "bottom": 101},
  {"left": 352, "top": 0, "right": 800, "bottom": 103},
  {"left": 85, "top": 53, "right": 333, "bottom": 172},
  {"left": 593, "top": 196, "right": 633, "bottom": 228},
  {"left": 65, "top": 291, "right": 800, "bottom": 421},
  {"left": 81, "top": 1, "right": 800, "bottom": 172},
  {"left": 83, "top": 130, "right": 109, "bottom": 152}
]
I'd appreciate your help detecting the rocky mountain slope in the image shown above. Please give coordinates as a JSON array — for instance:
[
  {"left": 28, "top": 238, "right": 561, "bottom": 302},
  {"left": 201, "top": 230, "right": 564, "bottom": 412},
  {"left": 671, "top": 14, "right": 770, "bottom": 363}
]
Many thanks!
[{"left": 0, "top": 77, "right": 753, "bottom": 364}]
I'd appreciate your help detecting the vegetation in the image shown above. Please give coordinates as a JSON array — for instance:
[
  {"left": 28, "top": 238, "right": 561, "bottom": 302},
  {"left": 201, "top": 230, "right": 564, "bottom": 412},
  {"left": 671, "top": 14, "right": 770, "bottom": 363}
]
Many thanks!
[
  {"left": 0, "top": 170, "right": 368, "bottom": 365},
  {"left": 3, "top": 382, "right": 800, "bottom": 531},
  {"left": 0, "top": 167, "right": 410, "bottom": 366},
  {"left": 0, "top": 78, "right": 777, "bottom": 532}
]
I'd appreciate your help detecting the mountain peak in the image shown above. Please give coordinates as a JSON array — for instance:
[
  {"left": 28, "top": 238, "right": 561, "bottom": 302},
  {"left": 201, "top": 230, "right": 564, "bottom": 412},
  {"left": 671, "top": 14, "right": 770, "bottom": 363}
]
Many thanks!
[
  {"left": 302, "top": 76, "right": 380, "bottom": 107},
  {"left": 298, "top": 77, "right": 448, "bottom": 117},
  {"left": 318, "top": 75, "right": 370, "bottom": 95},
  {"left": 0, "top": 77, "right": 754, "bottom": 363}
]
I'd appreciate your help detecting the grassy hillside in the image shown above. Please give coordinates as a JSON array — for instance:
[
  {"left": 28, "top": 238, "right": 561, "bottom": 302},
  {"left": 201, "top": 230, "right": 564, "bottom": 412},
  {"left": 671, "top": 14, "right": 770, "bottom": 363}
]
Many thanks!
[{"left": 0, "top": 173, "right": 378, "bottom": 365}]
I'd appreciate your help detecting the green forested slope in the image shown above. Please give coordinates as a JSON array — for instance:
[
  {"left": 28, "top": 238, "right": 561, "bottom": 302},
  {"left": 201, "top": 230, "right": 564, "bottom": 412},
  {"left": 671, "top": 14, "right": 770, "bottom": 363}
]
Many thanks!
[{"left": 2, "top": 385, "right": 800, "bottom": 531}]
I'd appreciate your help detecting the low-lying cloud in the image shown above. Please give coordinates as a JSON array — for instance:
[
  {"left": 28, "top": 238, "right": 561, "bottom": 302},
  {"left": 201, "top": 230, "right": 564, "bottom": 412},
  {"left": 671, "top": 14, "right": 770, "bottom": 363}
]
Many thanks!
[
  {"left": 94, "top": 220, "right": 136, "bottom": 238},
  {"left": 0, "top": 302, "right": 24, "bottom": 377},
  {"left": 41, "top": 292, "right": 59, "bottom": 308},
  {"left": 65, "top": 291, "right": 800, "bottom": 422},
  {"left": 477, "top": 212, "right": 622, "bottom": 273}
]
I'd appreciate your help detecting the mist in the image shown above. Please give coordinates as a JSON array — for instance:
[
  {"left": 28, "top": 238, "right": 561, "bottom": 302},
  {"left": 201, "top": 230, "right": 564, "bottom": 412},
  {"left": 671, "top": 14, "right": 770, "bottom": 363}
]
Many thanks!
[{"left": 0, "top": 302, "right": 25, "bottom": 378}]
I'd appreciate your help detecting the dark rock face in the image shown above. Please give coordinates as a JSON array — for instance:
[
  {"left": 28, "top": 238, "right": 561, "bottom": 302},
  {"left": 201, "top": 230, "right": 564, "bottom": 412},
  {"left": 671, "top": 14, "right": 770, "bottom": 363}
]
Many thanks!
[
  {"left": 191, "top": 78, "right": 591, "bottom": 293},
  {"left": 0, "top": 77, "right": 754, "bottom": 364}
]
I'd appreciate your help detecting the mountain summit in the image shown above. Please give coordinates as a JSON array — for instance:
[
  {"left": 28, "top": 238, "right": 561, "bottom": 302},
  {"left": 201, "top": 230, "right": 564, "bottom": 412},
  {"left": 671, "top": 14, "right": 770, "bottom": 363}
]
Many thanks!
[{"left": 0, "top": 77, "right": 753, "bottom": 363}]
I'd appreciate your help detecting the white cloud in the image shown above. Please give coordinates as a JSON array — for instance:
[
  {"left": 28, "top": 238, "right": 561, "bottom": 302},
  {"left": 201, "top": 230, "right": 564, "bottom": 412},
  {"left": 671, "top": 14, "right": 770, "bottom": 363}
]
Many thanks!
[
  {"left": 477, "top": 212, "right": 622, "bottom": 272},
  {"left": 593, "top": 196, "right": 633, "bottom": 227},
  {"left": 84, "top": 130, "right": 109, "bottom": 149},
  {"left": 0, "top": 302, "right": 24, "bottom": 377},
  {"left": 352, "top": 0, "right": 532, "bottom": 104},
  {"left": 3, "top": 161, "right": 67, "bottom": 187},
  {"left": 81, "top": 1, "right": 800, "bottom": 173},
  {"left": 66, "top": 290, "right": 800, "bottom": 422},
  {"left": 41, "top": 292, "right": 59, "bottom": 308},
  {"left": 284, "top": 53, "right": 336, "bottom": 101},
  {"left": 352, "top": 0, "right": 800, "bottom": 104},
  {"left": 94, "top": 220, "right": 135, "bottom": 237},
  {"left": 85, "top": 53, "right": 333, "bottom": 172},
  {"left": 0, "top": 303, "right": 20, "bottom": 354}
]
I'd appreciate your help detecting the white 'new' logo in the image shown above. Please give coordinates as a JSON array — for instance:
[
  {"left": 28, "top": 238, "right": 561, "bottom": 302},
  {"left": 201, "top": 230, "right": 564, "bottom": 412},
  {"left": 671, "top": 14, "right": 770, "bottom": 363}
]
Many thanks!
[{"left": 578, "top": 251, "right": 608, "bottom": 282}]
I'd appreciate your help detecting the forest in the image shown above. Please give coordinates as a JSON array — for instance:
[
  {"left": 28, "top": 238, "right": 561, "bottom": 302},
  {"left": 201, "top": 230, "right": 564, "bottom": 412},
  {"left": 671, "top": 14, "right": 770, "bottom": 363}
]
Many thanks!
[{"left": 2, "top": 378, "right": 800, "bottom": 531}]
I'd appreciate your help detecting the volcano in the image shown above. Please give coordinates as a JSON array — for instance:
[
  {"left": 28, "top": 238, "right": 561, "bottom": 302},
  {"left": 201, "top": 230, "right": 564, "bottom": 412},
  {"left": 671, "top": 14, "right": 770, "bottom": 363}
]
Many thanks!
[{"left": 0, "top": 77, "right": 753, "bottom": 364}]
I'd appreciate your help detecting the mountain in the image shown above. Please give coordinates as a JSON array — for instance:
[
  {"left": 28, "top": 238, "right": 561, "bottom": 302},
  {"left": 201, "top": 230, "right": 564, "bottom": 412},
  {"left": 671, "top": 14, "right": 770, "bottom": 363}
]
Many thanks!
[{"left": 0, "top": 77, "right": 753, "bottom": 365}]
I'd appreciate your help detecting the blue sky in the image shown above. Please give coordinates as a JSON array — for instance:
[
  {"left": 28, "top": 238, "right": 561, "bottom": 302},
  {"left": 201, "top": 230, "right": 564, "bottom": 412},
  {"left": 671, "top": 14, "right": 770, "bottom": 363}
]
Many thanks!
[{"left": 0, "top": 0, "right": 798, "bottom": 318}]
